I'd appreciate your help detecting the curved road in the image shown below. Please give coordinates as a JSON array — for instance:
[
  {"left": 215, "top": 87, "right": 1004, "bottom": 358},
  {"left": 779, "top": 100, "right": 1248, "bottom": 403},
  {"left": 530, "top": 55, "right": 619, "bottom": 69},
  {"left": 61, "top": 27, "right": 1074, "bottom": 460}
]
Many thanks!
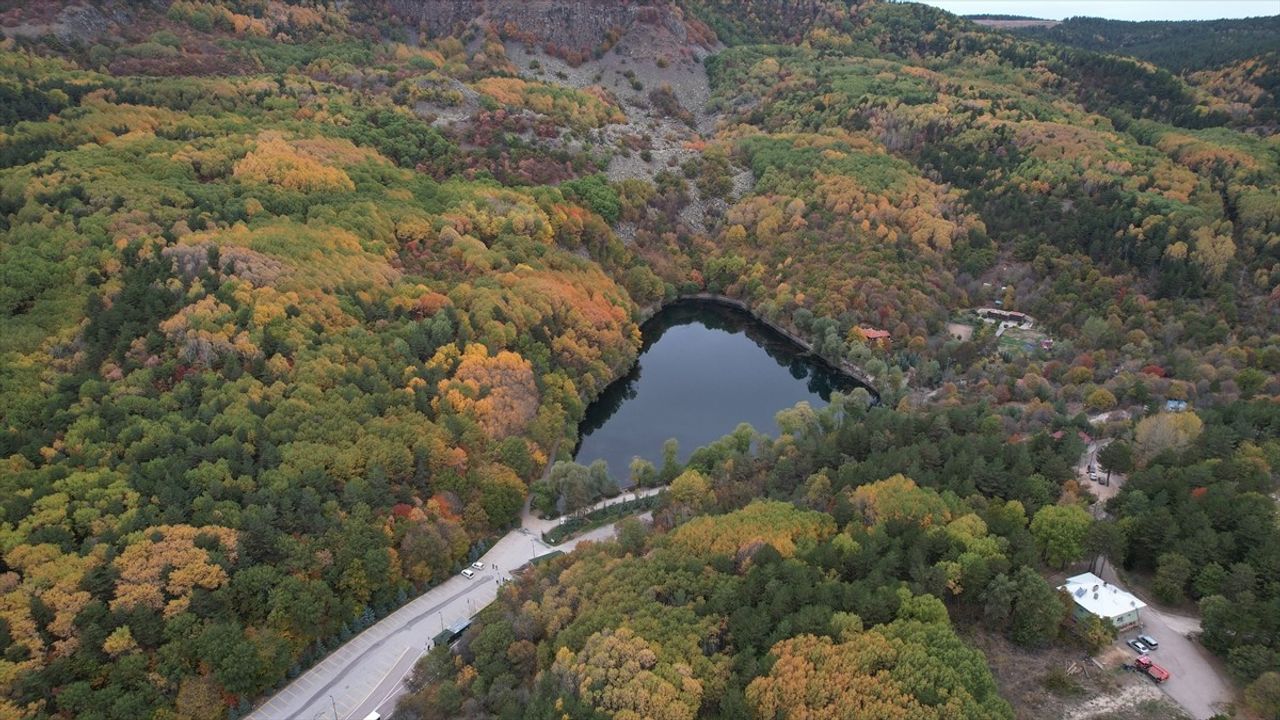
[{"left": 248, "top": 490, "right": 661, "bottom": 720}]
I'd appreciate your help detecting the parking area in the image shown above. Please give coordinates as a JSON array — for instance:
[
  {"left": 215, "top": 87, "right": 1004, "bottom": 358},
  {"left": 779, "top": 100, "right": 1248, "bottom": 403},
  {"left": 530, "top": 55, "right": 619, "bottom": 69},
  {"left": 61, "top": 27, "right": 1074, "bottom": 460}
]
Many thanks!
[{"left": 1112, "top": 605, "right": 1234, "bottom": 720}]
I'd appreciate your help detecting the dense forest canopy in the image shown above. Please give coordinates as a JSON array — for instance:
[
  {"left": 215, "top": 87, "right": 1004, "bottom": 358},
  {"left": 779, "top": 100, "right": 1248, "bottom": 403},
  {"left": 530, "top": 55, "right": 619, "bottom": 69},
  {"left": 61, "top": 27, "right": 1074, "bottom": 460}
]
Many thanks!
[
  {"left": 397, "top": 394, "right": 1280, "bottom": 719},
  {"left": 1007, "top": 15, "right": 1280, "bottom": 74},
  {"left": 1002, "top": 14, "right": 1280, "bottom": 129},
  {"left": 0, "top": 1, "right": 1276, "bottom": 719}
]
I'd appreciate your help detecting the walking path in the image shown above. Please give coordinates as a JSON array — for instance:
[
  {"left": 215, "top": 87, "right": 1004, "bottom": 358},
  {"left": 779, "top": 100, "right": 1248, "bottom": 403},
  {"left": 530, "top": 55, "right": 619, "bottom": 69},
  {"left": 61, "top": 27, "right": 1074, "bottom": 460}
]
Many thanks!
[{"left": 248, "top": 489, "right": 661, "bottom": 720}]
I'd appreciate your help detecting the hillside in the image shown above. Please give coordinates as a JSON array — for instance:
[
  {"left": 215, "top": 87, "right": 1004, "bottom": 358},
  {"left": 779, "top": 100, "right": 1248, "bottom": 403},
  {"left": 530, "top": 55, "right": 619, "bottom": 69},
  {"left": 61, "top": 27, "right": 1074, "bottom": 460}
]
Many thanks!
[
  {"left": 1002, "top": 15, "right": 1280, "bottom": 130},
  {"left": 1007, "top": 15, "right": 1280, "bottom": 74},
  {"left": 0, "top": 2, "right": 1277, "bottom": 720}
]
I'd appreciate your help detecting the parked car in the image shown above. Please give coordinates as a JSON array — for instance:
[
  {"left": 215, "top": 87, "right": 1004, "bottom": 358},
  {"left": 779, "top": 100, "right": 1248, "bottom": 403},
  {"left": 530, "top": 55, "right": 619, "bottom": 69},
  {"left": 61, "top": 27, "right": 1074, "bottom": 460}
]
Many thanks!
[
  {"left": 472, "top": 561, "right": 485, "bottom": 570},
  {"left": 1128, "top": 638, "right": 1151, "bottom": 654},
  {"left": 1138, "top": 634, "right": 1159, "bottom": 649},
  {"left": 461, "top": 568, "right": 475, "bottom": 579}
]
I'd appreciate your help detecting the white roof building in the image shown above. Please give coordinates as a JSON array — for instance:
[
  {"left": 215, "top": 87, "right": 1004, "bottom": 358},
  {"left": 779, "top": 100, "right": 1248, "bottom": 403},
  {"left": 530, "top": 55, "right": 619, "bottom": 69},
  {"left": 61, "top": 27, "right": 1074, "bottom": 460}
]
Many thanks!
[{"left": 1059, "top": 572, "right": 1146, "bottom": 624}]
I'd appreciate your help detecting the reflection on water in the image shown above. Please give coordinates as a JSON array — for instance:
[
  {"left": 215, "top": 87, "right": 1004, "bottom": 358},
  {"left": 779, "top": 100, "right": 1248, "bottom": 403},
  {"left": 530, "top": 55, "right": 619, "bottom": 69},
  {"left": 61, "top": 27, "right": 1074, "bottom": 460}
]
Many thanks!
[{"left": 574, "top": 300, "right": 870, "bottom": 483}]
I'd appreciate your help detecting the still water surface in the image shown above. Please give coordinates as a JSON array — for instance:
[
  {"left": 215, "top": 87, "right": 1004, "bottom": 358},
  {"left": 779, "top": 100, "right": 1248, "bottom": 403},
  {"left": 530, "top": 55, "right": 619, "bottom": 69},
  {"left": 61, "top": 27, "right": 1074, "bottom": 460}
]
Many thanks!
[{"left": 573, "top": 300, "right": 868, "bottom": 483}]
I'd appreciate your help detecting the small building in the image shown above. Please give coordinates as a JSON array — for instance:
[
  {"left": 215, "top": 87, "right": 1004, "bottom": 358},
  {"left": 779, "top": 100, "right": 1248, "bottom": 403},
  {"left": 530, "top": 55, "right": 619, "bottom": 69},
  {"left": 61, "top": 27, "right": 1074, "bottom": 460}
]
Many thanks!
[
  {"left": 1059, "top": 572, "right": 1146, "bottom": 630},
  {"left": 976, "top": 307, "right": 1034, "bottom": 327},
  {"left": 858, "top": 327, "right": 891, "bottom": 349},
  {"left": 1049, "top": 430, "right": 1091, "bottom": 444},
  {"left": 1165, "top": 400, "right": 1188, "bottom": 412}
]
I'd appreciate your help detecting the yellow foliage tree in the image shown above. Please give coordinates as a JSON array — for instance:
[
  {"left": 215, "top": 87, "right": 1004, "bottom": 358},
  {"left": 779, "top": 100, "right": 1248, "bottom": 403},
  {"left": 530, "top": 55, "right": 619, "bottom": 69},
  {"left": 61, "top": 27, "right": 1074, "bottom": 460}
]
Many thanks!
[
  {"left": 233, "top": 133, "right": 355, "bottom": 193},
  {"left": 668, "top": 501, "right": 834, "bottom": 559},
  {"left": 435, "top": 344, "right": 539, "bottom": 439},
  {"left": 102, "top": 626, "right": 138, "bottom": 657},
  {"left": 112, "top": 525, "right": 238, "bottom": 618},
  {"left": 668, "top": 470, "right": 714, "bottom": 514},
  {"left": 848, "top": 474, "right": 950, "bottom": 529},
  {"left": 1134, "top": 412, "right": 1204, "bottom": 464},
  {"left": 1190, "top": 225, "right": 1236, "bottom": 281},
  {"left": 551, "top": 627, "right": 701, "bottom": 720}
]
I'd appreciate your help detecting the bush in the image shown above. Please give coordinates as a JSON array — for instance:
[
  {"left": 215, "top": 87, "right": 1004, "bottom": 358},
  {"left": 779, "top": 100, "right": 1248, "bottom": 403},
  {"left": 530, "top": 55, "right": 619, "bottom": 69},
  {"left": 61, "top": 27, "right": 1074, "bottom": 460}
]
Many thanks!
[
  {"left": 1244, "top": 672, "right": 1280, "bottom": 720},
  {"left": 560, "top": 174, "right": 620, "bottom": 223},
  {"left": 541, "top": 493, "right": 661, "bottom": 545},
  {"left": 1040, "top": 667, "right": 1085, "bottom": 697},
  {"left": 1078, "top": 615, "right": 1117, "bottom": 655}
]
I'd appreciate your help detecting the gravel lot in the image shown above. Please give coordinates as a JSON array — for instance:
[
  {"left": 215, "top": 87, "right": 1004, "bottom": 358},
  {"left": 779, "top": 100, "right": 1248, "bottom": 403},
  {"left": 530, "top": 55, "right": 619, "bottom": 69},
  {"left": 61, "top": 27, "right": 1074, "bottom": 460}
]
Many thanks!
[{"left": 1111, "top": 598, "right": 1235, "bottom": 719}]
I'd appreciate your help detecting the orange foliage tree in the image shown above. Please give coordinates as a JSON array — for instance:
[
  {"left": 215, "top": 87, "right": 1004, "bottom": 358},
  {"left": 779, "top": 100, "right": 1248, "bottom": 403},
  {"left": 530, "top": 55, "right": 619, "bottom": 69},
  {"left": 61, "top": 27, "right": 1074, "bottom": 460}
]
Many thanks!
[{"left": 435, "top": 344, "right": 540, "bottom": 440}]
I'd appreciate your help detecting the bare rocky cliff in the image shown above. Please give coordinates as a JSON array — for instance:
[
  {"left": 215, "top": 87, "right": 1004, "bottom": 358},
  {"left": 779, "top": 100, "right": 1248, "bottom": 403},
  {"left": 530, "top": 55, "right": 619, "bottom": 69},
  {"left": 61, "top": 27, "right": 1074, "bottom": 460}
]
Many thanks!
[{"left": 385, "top": 0, "right": 715, "bottom": 61}]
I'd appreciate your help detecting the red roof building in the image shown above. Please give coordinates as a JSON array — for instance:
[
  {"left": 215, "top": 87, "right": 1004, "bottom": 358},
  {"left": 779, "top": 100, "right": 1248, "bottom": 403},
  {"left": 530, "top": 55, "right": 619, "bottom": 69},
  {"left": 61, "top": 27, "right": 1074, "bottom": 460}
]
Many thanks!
[{"left": 859, "top": 327, "right": 891, "bottom": 348}]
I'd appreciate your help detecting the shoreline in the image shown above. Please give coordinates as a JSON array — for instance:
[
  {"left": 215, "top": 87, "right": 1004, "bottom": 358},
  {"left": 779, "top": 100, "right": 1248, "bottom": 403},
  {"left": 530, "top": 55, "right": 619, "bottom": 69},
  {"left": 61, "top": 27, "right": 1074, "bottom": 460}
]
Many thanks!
[
  {"left": 640, "top": 292, "right": 879, "bottom": 394},
  {"left": 549, "top": 292, "right": 882, "bottom": 473}
]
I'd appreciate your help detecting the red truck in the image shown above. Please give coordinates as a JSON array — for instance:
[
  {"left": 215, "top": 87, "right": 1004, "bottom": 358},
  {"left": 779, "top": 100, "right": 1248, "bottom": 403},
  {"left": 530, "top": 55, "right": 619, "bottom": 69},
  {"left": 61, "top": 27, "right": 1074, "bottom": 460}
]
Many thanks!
[{"left": 1135, "top": 655, "right": 1170, "bottom": 683}]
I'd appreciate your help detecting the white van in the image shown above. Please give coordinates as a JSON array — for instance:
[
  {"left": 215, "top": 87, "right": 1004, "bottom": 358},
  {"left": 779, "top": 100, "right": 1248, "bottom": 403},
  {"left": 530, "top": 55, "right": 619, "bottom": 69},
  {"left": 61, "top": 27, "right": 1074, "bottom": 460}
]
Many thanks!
[{"left": 461, "top": 568, "right": 475, "bottom": 579}]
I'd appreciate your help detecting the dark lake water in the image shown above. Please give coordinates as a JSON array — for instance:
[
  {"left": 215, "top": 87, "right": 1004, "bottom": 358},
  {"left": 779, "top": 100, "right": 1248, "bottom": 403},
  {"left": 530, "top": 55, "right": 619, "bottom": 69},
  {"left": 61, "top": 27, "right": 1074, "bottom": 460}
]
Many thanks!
[{"left": 573, "top": 300, "right": 869, "bottom": 484}]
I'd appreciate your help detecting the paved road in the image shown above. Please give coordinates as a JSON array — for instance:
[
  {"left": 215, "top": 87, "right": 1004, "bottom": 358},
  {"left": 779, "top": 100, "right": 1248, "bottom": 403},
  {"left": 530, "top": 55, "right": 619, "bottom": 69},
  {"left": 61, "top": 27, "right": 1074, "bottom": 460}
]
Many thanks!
[
  {"left": 248, "top": 490, "right": 662, "bottom": 720},
  {"left": 362, "top": 513, "right": 655, "bottom": 720}
]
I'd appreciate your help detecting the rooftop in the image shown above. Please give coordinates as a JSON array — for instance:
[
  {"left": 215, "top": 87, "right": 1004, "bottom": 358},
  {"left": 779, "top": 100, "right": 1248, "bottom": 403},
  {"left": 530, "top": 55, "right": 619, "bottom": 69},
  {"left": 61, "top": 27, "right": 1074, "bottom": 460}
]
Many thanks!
[{"left": 1059, "top": 572, "right": 1146, "bottom": 619}]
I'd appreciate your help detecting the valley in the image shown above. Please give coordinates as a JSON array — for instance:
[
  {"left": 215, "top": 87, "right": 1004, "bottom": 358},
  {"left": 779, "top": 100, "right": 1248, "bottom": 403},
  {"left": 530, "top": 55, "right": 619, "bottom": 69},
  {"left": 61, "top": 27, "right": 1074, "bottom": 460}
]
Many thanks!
[{"left": 0, "top": 2, "right": 1276, "bottom": 720}]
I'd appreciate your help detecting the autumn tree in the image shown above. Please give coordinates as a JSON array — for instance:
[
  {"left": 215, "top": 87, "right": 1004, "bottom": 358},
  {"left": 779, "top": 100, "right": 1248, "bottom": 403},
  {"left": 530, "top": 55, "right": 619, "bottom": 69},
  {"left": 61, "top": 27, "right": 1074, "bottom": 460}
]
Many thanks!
[
  {"left": 668, "top": 469, "right": 714, "bottom": 518},
  {"left": 550, "top": 627, "right": 701, "bottom": 720},
  {"left": 1029, "top": 504, "right": 1092, "bottom": 569},
  {"left": 435, "top": 344, "right": 540, "bottom": 440},
  {"left": 668, "top": 501, "right": 834, "bottom": 559},
  {"left": 1134, "top": 412, "right": 1204, "bottom": 464},
  {"left": 112, "top": 525, "right": 239, "bottom": 618},
  {"left": 848, "top": 474, "right": 950, "bottom": 528},
  {"left": 746, "top": 619, "right": 1012, "bottom": 719}
]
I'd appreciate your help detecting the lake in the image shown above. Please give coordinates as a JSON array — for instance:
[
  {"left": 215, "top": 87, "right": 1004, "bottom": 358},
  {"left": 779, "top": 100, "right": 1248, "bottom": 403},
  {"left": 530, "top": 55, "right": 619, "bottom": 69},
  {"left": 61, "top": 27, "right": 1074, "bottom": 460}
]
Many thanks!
[{"left": 573, "top": 299, "right": 870, "bottom": 484}]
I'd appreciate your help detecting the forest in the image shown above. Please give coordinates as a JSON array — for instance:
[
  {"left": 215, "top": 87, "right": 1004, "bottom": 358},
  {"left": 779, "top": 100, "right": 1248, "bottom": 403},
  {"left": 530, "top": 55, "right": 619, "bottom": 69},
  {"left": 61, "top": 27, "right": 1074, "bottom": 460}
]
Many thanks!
[
  {"left": 1007, "top": 15, "right": 1280, "bottom": 75},
  {"left": 397, "top": 394, "right": 1280, "bottom": 719},
  {"left": 1003, "top": 15, "right": 1280, "bottom": 130},
  {"left": 0, "top": 1, "right": 1276, "bottom": 719}
]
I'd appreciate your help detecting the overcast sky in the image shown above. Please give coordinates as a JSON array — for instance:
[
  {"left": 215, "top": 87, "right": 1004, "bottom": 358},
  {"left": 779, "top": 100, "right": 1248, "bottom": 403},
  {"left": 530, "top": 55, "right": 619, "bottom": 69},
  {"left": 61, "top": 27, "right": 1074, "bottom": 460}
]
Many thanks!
[{"left": 918, "top": 1, "right": 1280, "bottom": 21}]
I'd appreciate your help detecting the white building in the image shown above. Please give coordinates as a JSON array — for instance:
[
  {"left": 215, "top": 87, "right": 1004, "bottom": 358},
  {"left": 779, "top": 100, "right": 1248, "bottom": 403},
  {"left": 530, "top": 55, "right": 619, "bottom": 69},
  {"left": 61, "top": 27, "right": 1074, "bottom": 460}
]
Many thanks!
[{"left": 1059, "top": 572, "right": 1146, "bottom": 630}]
